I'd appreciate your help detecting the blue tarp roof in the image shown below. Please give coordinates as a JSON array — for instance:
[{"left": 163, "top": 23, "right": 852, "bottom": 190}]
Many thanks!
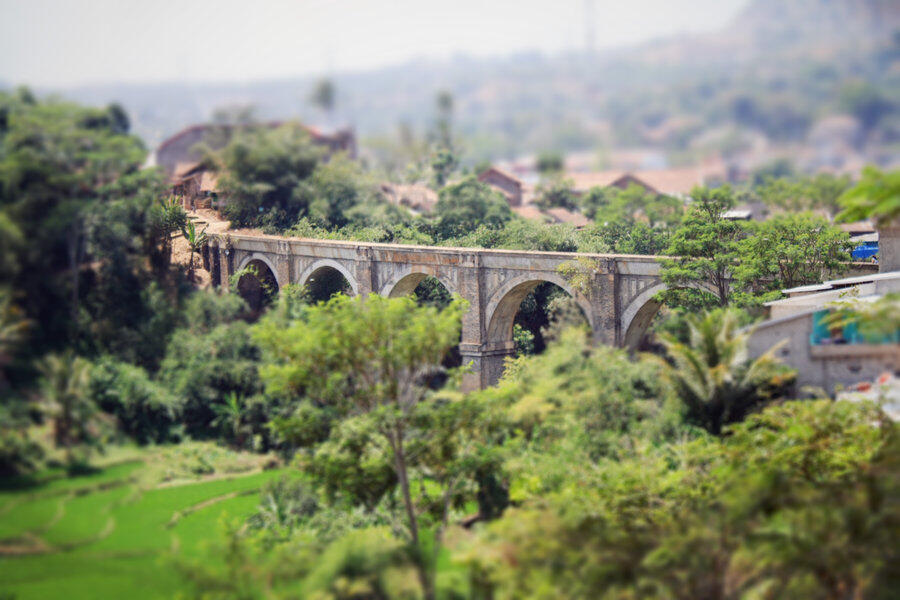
[{"left": 851, "top": 242, "right": 878, "bottom": 260}]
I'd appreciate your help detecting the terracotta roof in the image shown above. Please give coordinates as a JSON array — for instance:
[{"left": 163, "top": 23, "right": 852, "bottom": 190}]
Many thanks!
[
  {"left": 173, "top": 161, "right": 204, "bottom": 179},
  {"left": 545, "top": 207, "right": 591, "bottom": 228},
  {"left": 568, "top": 168, "right": 716, "bottom": 197},
  {"left": 199, "top": 171, "right": 219, "bottom": 193},
  {"left": 512, "top": 205, "right": 549, "bottom": 222},
  {"left": 478, "top": 166, "right": 523, "bottom": 186},
  {"left": 839, "top": 221, "right": 876, "bottom": 235},
  {"left": 157, "top": 121, "right": 352, "bottom": 155},
  {"left": 638, "top": 169, "right": 710, "bottom": 196},
  {"left": 568, "top": 171, "right": 634, "bottom": 191}
]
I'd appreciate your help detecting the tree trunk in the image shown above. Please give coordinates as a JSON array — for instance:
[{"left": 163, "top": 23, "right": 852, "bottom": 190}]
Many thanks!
[
  {"left": 68, "top": 224, "right": 81, "bottom": 328},
  {"left": 389, "top": 427, "right": 434, "bottom": 600}
]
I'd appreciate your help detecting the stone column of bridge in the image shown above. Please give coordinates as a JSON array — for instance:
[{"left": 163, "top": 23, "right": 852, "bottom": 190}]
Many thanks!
[{"left": 456, "top": 255, "right": 496, "bottom": 392}]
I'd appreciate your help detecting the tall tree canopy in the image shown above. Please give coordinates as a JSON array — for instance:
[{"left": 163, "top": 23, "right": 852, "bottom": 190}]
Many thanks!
[
  {"left": 660, "top": 186, "right": 744, "bottom": 311},
  {"left": 0, "top": 90, "right": 178, "bottom": 369}
]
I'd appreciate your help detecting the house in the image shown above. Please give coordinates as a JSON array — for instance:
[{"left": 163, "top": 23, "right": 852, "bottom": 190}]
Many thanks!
[
  {"left": 567, "top": 167, "right": 723, "bottom": 200},
  {"left": 478, "top": 167, "right": 524, "bottom": 207},
  {"left": 171, "top": 161, "right": 220, "bottom": 210},
  {"left": 747, "top": 270, "right": 900, "bottom": 394},
  {"left": 724, "top": 201, "right": 769, "bottom": 222},
  {"left": 544, "top": 207, "right": 591, "bottom": 229},
  {"left": 155, "top": 121, "right": 356, "bottom": 179},
  {"left": 568, "top": 171, "right": 656, "bottom": 195},
  {"left": 511, "top": 205, "right": 549, "bottom": 223},
  {"left": 745, "top": 219, "right": 900, "bottom": 394}
]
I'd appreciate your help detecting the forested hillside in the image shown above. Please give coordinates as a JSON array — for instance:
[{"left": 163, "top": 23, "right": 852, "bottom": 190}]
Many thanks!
[{"left": 39, "top": 0, "right": 900, "bottom": 166}]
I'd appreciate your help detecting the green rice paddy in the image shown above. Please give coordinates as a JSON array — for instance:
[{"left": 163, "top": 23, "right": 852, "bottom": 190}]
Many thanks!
[{"left": 0, "top": 454, "right": 285, "bottom": 599}]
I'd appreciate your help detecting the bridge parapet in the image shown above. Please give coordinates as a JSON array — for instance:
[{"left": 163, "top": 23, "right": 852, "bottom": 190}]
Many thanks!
[{"left": 208, "top": 233, "right": 665, "bottom": 389}]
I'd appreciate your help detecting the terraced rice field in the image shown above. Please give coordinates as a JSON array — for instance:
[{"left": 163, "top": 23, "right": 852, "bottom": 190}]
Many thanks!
[{"left": 0, "top": 457, "right": 285, "bottom": 599}]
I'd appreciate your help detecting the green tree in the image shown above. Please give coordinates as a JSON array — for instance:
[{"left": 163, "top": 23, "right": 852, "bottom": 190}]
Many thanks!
[
  {"left": 657, "top": 309, "right": 794, "bottom": 435},
  {"left": 181, "top": 219, "right": 208, "bottom": 282},
  {"left": 534, "top": 175, "right": 577, "bottom": 210},
  {"left": 433, "top": 176, "right": 512, "bottom": 239},
  {"left": 433, "top": 90, "right": 454, "bottom": 150},
  {"left": 253, "top": 294, "right": 467, "bottom": 599},
  {"left": 536, "top": 151, "right": 564, "bottom": 175},
  {"left": 430, "top": 146, "right": 458, "bottom": 189},
  {"left": 151, "top": 195, "right": 187, "bottom": 274},
  {"left": 734, "top": 213, "right": 853, "bottom": 303},
  {"left": 660, "top": 186, "right": 744, "bottom": 310},
  {"left": 463, "top": 399, "right": 897, "bottom": 599},
  {"left": 310, "top": 78, "right": 336, "bottom": 115},
  {"left": 304, "top": 154, "right": 385, "bottom": 228},
  {"left": 217, "top": 123, "right": 323, "bottom": 229},
  {"left": 158, "top": 291, "right": 263, "bottom": 440},
  {"left": 577, "top": 221, "right": 670, "bottom": 255},
  {"left": 212, "top": 392, "right": 249, "bottom": 450},
  {"left": 756, "top": 172, "right": 852, "bottom": 217},
  {"left": 836, "top": 166, "right": 900, "bottom": 226},
  {"left": 88, "top": 357, "right": 177, "bottom": 444},
  {"left": 581, "top": 183, "right": 683, "bottom": 227},
  {"left": 38, "top": 353, "right": 100, "bottom": 464},
  {"left": 0, "top": 290, "right": 28, "bottom": 390},
  {"left": 0, "top": 91, "right": 172, "bottom": 365}
]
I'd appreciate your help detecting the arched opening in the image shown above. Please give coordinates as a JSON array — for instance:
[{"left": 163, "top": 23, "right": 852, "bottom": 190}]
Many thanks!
[
  {"left": 623, "top": 297, "right": 663, "bottom": 351},
  {"left": 236, "top": 259, "right": 279, "bottom": 315},
  {"left": 621, "top": 283, "right": 715, "bottom": 352},
  {"left": 389, "top": 274, "right": 461, "bottom": 380},
  {"left": 487, "top": 279, "right": 591, "bottom": 358},
  {"left": 304, "top": 266, "right": 353, "bottom": 303}
]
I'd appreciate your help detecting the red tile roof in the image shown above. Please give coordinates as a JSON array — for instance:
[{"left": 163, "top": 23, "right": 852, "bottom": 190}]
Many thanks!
[
  {"left": 512, "top": 205, "right": 549, "bottom": 222},
  {"left": 545, "top": 207, "right": 591, "bottom": 228},
  {"left": 568, "top": 167, "right": 721, "bottom": 197},
  {"left": 478, "top": 166, "right": 523, "bottom": 186}
]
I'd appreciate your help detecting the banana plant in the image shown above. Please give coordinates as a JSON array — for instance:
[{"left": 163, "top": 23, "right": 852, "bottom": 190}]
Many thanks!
[{"left": 181, "top": 219, "right": 209, "bottom": 281}]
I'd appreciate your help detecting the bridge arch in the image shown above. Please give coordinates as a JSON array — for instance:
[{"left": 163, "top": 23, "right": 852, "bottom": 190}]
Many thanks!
[
  {"left": 620, "top": 281, "right": 723, "bottom": 349},
  {"left": 621, "top": 283, "right": 666, "bottom": 349},
  {"left": 298, "top": 259, "right": 359, "bottom": 299},
  {"left": 237, "top": 253, "right": 283, "bottom": 289},
  {"left": 485, "top": 273, "right": 595, "bottom": 347},
  {"left": 236, "top": 254, "right": 281, "bottom": 313},
  {"left": 380, "top": 269, "right": 458, "bottom": 298}
]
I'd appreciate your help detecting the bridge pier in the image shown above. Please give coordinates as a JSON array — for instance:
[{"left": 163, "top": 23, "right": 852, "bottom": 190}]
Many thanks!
[{"left": 460, "top": 342, "right": 516, "bottom": 391}]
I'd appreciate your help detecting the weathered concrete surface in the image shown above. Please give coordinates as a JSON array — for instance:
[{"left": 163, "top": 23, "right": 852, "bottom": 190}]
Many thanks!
[
  {"left": 748, "top": 309, "right": 900, "bottom": 394},
  {"left": 207, "top": 233, "right": 668, "bottom": 389},
  {"left": 878, "top": 220, "right": 900, "bottom": 273}
]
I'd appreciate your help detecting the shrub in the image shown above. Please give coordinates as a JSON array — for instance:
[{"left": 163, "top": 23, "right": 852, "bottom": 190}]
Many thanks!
[{"left": 89, "top": 358, "right": 179, "bottom": 444}]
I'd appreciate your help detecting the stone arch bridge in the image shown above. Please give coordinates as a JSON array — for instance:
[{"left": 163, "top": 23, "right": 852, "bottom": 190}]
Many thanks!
[{"left": 203, "top": 234, "right": 667, "bottom": 390}]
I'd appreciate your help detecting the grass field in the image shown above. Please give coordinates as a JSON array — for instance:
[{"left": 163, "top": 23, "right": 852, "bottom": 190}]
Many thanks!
[{"left": 0, "top": 447, "right": 286, "bottom": 599}]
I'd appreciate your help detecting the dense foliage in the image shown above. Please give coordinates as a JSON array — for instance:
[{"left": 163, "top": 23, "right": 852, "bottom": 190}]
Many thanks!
[{"left": 2, "top": 92, "right": 898, "bottom": 600}]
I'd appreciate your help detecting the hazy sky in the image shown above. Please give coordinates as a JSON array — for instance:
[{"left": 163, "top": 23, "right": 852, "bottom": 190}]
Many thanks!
[{"left": 1, "top": 0, "right": 749, "bottom": 87}]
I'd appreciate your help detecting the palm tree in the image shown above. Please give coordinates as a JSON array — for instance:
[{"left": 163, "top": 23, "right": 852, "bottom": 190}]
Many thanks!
[
  {"left": 0, "top": 290, "right": 29, "bottom": 389},
  {"left": 658, "top": 309, "right": 793, "bottom": 435},
  {"left": 181, "top": 219, "right": 209, "bottom": 281},
  {"left": 38, "top": 353, "right": 97, "bottom": 464},
  {"left": 310, "top": 78, "right": 336, "bottom": 121},
  {"left": 152, "top": 195, "right": 187, "bottom": 270},
  {"left": 212, "top": 392, "right": 247, "bottom": 449}
]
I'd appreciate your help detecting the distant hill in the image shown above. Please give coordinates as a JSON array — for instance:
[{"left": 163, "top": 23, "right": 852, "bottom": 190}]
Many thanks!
[{"left": 35, "top": 0, "right": 900, "bottom": 170}]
